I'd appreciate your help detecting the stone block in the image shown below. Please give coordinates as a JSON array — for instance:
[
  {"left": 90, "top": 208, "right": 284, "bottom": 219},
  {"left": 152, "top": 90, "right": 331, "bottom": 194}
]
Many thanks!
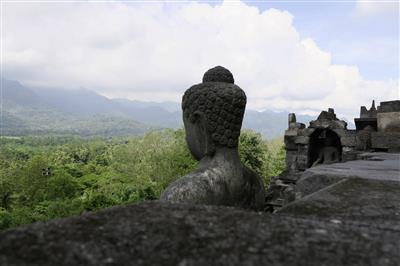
[
  {"left": 297, "top": 145, "right": 309, "bottom": 155},
  {"left": 341, "top": 136, "right": 356, "bottom": 147},
  {"left": 356, "top": 130, "right": 372, "bottom": 150},
  {"left": 285, "top": 151, "right": 298, "bottom": 172},
  {"left": 296, "top": 145, "right": 309, "bottom": 170},
  {"left": 309, "top": 119, "right": 347, "bottom": 130},
  {"left": 285, "top": 148, "right": 308, "bottom": 172},
  {"left": 342, "top": 146, "right": 353, "bottom": 153},
  {"left": 344, "top": 129, "right": 357, "bottom": 137},
  {"left": 303, "top": 128, "right": 316, "bottom": 136},
  {"left": 378, "top": 100, "right": 400, "bottom": 113},
  {"left": 289, "top": 122, "right": 305, "bottom": 130},
  {"left": 342, "top": 149, "right": 359, "bottom": 162},
  {"left": 284, "top": 135, "right": 298, "bottom": 150},
  {"left": 294, "top": 136, "right": 310, "bottom": 145},
  {"left": 285, "top": 129, "right": 299, "bottom": 136},
  {"left": 354, "top": 118, "right": 377, "bottom": 131},
  {"left": 332, "top": 128, "right": 347, "bottom": 138},
  {"left": 377, "top": 112, "right": 400, "bottom": 133},
  {"left": 296, "top": 154, "right": 308, "bottom": 171},
  {"left": 371, "top": 132, "right": 400, "bottom": 151}
]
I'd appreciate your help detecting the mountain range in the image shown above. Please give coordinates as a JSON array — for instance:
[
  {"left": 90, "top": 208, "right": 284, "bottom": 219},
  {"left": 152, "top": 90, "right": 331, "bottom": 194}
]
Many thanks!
[{"left": 1, "top": 79, "right": 315, "bottom": 138}]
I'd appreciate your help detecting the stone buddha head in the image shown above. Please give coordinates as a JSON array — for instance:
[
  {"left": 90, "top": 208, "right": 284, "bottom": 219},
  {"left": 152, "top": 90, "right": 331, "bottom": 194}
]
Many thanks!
[{"left": 182, "top": 66, "right": 247, "bottom": 161}]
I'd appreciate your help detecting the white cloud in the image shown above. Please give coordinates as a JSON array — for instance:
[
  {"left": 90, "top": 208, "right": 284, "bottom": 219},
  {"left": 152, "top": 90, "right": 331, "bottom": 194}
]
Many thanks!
[{"left": 3, "top": 0, "right": 399, "bottom": 120}]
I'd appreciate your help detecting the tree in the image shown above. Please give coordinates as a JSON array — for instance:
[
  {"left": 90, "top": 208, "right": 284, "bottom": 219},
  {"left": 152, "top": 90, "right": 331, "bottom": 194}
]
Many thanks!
[
  {"left": 18, "top": 155, "right": 50, "bottom": 205},
  {"left": 46, "top": 170, "right": 80, "bottom": 200},
  {"left": 0, "top": 175, "right": 13, "bottom": 210},
  {"left": 239, "top": 130, "right": 267, "bottom": 176}
]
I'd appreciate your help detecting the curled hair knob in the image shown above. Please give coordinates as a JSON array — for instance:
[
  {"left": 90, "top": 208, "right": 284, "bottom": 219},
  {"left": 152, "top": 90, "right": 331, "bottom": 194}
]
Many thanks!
[{"left": 202, "top": 66, "right": 234, "bottom": 84}]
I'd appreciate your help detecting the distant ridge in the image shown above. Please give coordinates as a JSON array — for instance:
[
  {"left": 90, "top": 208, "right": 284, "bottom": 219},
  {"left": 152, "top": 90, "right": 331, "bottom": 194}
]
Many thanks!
[
  {"left": 1, "top": 79, "right": 315, "bottom": 138},
  {"left": 31, "top": 86, "right": 182, "bottom": 128},
  {"left": 1, "top": 79, "right": 150, "bottom": 137}
]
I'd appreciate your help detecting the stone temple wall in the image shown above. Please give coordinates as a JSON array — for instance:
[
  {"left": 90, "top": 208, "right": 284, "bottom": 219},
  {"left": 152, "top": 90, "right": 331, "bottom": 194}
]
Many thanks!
[
  {"left": 378, "top": 112, "right": 400, "bottom": 132},
  {"left": 266, "top": 99, "right": 399, "bottom": 211},
  {"left": 284, "top": 108, "right": 359, "bottom": 178},
  {"left": 285, "top": 100, "right": 400, "bottom": 175}
]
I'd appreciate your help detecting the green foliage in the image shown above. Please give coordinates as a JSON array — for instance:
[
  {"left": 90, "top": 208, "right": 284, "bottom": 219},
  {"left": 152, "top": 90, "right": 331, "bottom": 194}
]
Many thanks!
[
  {"left": 0, "top": 208, "right": 12, "bottom": 230},
  {"left": 18, "top": 155, "right": 50, "bottom": 205},
  {"left": 265, "top": 137, "right": 286, "bottom": 177},
  {"left": 46, "top": 171, "right": 80, "bottom": 200},
  {"left": 0, "top": 175, "right": 13, "bottom": 210},
  {"left": 0, "top": 129, "right": 285, "bottom": 231},
  {"left": 239, "top": 130, "right": 267, "bottom": 176}
]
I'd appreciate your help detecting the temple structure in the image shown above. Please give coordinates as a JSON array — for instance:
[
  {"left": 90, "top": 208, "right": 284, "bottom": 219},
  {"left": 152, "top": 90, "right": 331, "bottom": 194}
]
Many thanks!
[
  {"left": 284, "top": 100, "right": 400, "bottom": 174},
  {"left": 266, "top": 99, "right": 400, "bottom": 210}
]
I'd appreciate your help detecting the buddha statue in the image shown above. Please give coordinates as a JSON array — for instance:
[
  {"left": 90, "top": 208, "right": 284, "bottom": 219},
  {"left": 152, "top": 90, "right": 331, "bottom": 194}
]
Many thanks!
[{"left": 160, "top": 66, "right": 265, "bottom": 210}]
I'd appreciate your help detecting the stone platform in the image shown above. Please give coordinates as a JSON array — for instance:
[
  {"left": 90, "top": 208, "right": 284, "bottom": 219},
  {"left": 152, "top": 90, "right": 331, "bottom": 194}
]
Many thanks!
[
  {"left": 294, "top": 152, "right": 399, "bottom": 197},
  {"left": 1, "top": 201, "right": 399, "bottom": 266},
  {"left": 279, "top": 177, "right": 400, "bottom": 222},
  {"left": 0, "top": 153, "right": 399, "bottom": 266}
]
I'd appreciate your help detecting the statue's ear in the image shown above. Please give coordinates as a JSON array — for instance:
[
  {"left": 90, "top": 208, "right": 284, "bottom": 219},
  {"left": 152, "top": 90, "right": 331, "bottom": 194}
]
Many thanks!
[
  {"left": 192, "top": 111, "right": 207, "bottom": 137},
  {"left": 193, "top": 111, "right": 216, "bottom": 156},
  {"left": 192, "top": 111, "right": 202, "bottom": 122},
  {"left": 192, "top": 110, "right": 203, "bottom": 123}
]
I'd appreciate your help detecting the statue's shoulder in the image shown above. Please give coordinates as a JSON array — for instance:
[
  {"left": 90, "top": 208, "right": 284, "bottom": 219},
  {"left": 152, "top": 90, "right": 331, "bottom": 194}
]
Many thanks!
[
  {"left": 242, "top": 165, "right": 264, "bottom": 188},
  {"left": 160, "top": 169, "right": 223, "bottom": 203},
  {"left": 241, "top": 165, "right": 265, "bottom": 210}
]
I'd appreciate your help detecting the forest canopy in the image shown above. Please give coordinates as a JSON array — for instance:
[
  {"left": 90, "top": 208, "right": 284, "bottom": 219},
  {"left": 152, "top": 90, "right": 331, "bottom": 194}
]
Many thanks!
[{"left": 0, "top": 129, "right": 285, "bottom": 230}]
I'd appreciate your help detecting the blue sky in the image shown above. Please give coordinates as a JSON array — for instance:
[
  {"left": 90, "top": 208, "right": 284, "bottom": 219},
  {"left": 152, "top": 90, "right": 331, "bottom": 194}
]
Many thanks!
[
  {"left": 245, "top": 0, "right": 398, "bottom": 80},
  {"left": 3, "top": 0, "right": 399, "bottom": 119}
]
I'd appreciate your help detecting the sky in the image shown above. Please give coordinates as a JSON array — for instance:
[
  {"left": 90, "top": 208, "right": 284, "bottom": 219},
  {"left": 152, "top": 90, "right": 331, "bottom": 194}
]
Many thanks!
[{"left": 2, "top": 0, "right": 399, "bottom": 120}]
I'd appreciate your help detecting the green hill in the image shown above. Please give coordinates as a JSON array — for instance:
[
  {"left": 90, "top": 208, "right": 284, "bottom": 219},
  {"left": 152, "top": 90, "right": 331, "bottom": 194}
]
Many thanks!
[{"left": 1, "top": 80, "right": 150, "bottom": 137}]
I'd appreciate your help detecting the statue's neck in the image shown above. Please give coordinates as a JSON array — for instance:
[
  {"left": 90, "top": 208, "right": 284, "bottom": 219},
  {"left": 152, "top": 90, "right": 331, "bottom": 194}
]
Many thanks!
[{"left": 198, "top": 147, "right": 241, "bottom": 169}]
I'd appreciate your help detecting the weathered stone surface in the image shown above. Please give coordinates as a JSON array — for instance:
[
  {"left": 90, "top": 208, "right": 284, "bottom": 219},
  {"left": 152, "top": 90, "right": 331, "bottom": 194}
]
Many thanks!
[
  {"left": 293, "top": 172, "right": 346, "bottom": 199},
  {"left": 341, "top": 148, "right": 359, "bottom": 162},
  {"left": 371, "top": 132, "right": 400, "bottom": 151},
  {"left": 340, "top": 135, "right": 356, "bottom": 147},
  {"left": 309, "top": 119, "right": 347, "bottom": 130},
  {"left": 377, "top": 112, "right": 400, "bottom": 133},
  {"left": 354, "top": 117, "right": 377, "bottom": 131},
  {"left": 292, "top": 152, "right": 399, "bottom": 199},
  {"left": 1, "top": 201, "right": 399, "bottom": 266},
  {"left": 278, "top": 170, "right": 303, "bottom": 182},
  {"left": 284, "top": 135, "right": 298, "bottom": 150},
  {"left": 378, "top": 100, "right": 400, "bottom": 113},
  {"left": 287, "top": 113, "right": 305, "bottom": 130},
  {"left": 294, "top": 136, "right": 309, "bottom": 145},
  {"left": 309, "top": 109, "right": 347, "bottom": 129},
  {"left": 284, "top": 128, "right": 299, "bottom": 136},
  {"left": 289, "top": 122, "right": 305, "bottom": 129},
  {"left": 359, "top": 100, "right": 377, "bottom": 118},
  {"left": 285, "top": 151, "right": 298, "bottom": 172},
  {"left": 279, "top": 177, "right": 400, "bottom": 222},
  {"left": 296, "top": 154, "right": 308, "bottom": 170},
  {"left": 355, "top": 128, "right": 374, "bottom": 150},
  {"left": 303, "top": 127, "right": 316, "bottom": 136},
  {"left": 331, "top": 128, "right": 348, "bottom": 138},
  {"left": 300, "top": 153, "right": 400, "bottom": 182}
]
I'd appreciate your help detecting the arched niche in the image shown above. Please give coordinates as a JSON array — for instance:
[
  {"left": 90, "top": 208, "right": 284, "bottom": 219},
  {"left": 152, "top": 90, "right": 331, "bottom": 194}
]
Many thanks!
[{"left": 308, "top": 129, "right": 342, "bottom": 167}]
